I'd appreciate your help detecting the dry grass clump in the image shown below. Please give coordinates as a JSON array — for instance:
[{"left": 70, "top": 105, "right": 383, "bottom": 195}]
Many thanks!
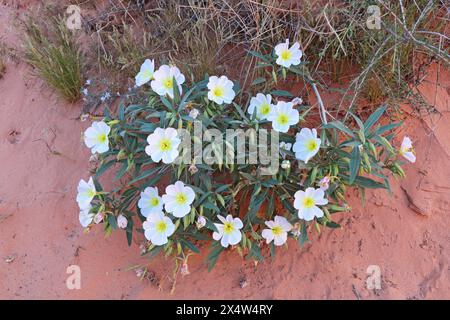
[{"left": 24, "top": 16, "right": 84, "bottom": 102}]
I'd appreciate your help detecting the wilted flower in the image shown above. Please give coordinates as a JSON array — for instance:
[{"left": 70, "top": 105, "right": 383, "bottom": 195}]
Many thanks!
[
  {"left": 76, "top": 177, "right": 96, "bottom": 209},
  {"left": 151, "top": 65, "right": 185, "bottom": 99},
  {"left": 80, "top": 113, "right": 89, "bottom": 122},
  {"left": 262, "top": 216, "right": 293, "bottom": 246},
  {"left": 79, "top": 205, "right": 94, "bottom": 228},
  {"left": 196, "top": 215, "right": 207, "bottom": 229},
  {"left": 292, "top": 128, "right": 321, "bottom": 164},
  {"left": 189, "top": 108, "right": 199, "bottom": 119},
  {"left": 138, "top": 187, "right": 164, "bottom": 217},
  {"left": 188, "top": 164, "right": 198, "bottom": 175},
  {"left": 399, "top": 136, "right": 416, "bottom": 163},
  {"left": 84, "top": 121, "right": 110, "bottom": 154},
  {"left": 135, "top": 59, "right": 155, "bottom": 86},
  {"left": 180, "top": 260, "right": 190, "bottom": 276},
  {"left": 93, "top": 212, "right": 103, "bottom": 224},
  {"left": 291, "top": 97, "right": 303, "bottom": 106},
  {"left": 143, "top": 212, "right": 175, "bottom": 246},
  {"left": 318, "top": 176, "right": 330, "bottom": 191},
  {"left": 117, "top": 214, "right": 128, "bottom": 229},
  {"left": 291, "top": 222, "right": 301, "bottom": 237},
  {"left": 212, "top": 215, "right": 243, "bottom": 248},
  {"left": 247, "top": 93, "right": 273, "bottom": 120},
  {"left": 162, "top": 181, "right": 195, "bottom": 218},
  {"left": 267, "top": 101, "right": 299, "bottom": 133},
  {"left": 145, "top": 127, "right": 181, "bottom": 164},
  {"left": 207, "top": 75, "right": 235, "bottom": 105},
  {"left": 274, "top": 39, "right": 302, "bottom": 68},
  {"left": 294, "top": 187, "right": 328, "bottom": 221}
]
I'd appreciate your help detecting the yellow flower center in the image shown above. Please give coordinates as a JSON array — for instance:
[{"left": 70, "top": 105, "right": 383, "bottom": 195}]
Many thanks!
[
  {"left": 86, "top": 189, "right": 96, "bottom": 198},
  {"left": 306, "top": 139, "right": 318, "bottom": 152},
  {"left": 156, "top": 220, "right": 167, "bottom": 233},
  {"left": 163, "top": 77, "right": 173, "bottom": 89},
  {"left": 401, "top": 146, "right": 414, "bottom": 155},
  {"left": 280, "top": 49, "right": 292, "bottom": 61},
  {"left": 260, "top": 103, "right": 271, "bottom": 115},
  {"left": 159, "top": 138, "right": 172, "bottom": 151},
  {"left": 149, "top": 197, "right": 159, "bottom": 207},
  {"left": 223, "top": 222, "right": 235, "bottom": 235},
  {"left": 272, "top": 225, "right": 283, "bottom": 236},
  {"left": 277, "top": 113, "right": 289, "bottom": 125},
  {"left": 97, "top": 133, "right": 107, "bottom": 144},
  {"left": 175, "top": 193, "right": 187, "bottom": 205},
  {"left": 303, "top": 196, "right": 315, "bottom": 209},
  {"left": 212, "top": 86, "right": 224, "bottom": 98}
]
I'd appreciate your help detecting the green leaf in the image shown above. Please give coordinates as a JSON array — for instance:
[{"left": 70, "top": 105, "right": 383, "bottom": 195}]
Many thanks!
[
  {"left": 323, "top": 121, "right": 355, "bottom": 138},
  {"left": 95, "top": 160, "right": 116, "bottom": 178},
  {"left": 364, "top": 104, "right": 386, "bottom": 133},
  {"left": 251, "top": 77, "right": 266, "bottom": 86},
  {"left": 180, "top": 239, "right": 200, "bottom": 254},
  {"left": 270, "top": 90, "right": 293, "bottom": 97},
  {"left": 349, "top": 146, "right": 361, "bottom": 185},
  {"left": 207, "top": 243, "right": 225, "bottom": 272},
  {"left": 128, "top": 166, "right": 159, "bottom": 185},
  {"left": 246, "top": 50, "right": 271, "bottom": 63}
]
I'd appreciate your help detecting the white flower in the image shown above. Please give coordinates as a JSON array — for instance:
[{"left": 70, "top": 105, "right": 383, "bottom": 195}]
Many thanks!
[
  {"left": 318, "top": 176, "right": 330, "bottom": 191},
  {"left": 135, "top": 59, "right": 155, "bottom": 87},
  {"left": 85, "top": 79, "right": 91, "bottom": 85},
  {"left": 100, "top": 91, "right": 111, "bottom": 102},
  {"left": 76, "top": 177, "right": 96, "bottom": 209},
  {"left": 162, "top": 181, "right": 195, "bottom": 218},
  {"left": 138, "top": 187, "right": 163, "bottom": 217},
  {"left": 151, "top": 65, "right": 185, "bottom": 98},
  {"left": 93, "top": 212, "right": 103, "bottom": 224},
  {"left": 399, "top": 136, "right": 416, "bottom": 163},
  {"left": 280, "top": 141, "right": 292, "bottom": 151},
  {"left": 261, "top": 216, "right": 293, "bottom": 246},
  {"left": 117, "top": 214, "right": 128, "bottom": 229},
  {"left": 79, "top": 205, "right": 94, "bottom": 228},
  {"left": 207, "top": 75, "right": 235, "bottom": 105},
  {"left": 189, "top": 108, "right": 199, "bottom": 119},
  {"left": 212, "top": 215, "right": 243, "bottom": 248},
  {"left": 248, "top": 93, "right": 273, "bottom": 120},
  {"left": 293, "top": 187, "right": 328, "bottom": 221},
  {"left": 267, "top": 101, "right": 299, "bottom": 133},
  {"left": 145, "top": 127, "right": 181, "bottom": 164},
  {"left": 274, "top": 39, "right": 302, "bottom": 68},
  {"left": 281, "top": 160, "right": 291, "bottom": 169},
  {"left": 293, "top": 128, "right": 321, "bottom": 163},
  {"left": 291, "top": 97, "right": 303, "bottom": 106},
  {"left": 82, "top": 88, "right": 88, "bottom": 96},
  {"left": 196, "top": 216, "right": 207, "bottom": 229},
  {"left": 143, "top": 212, "right": 175, "bottom": 246},
  {"left": 84, "top": 121, "right": 111, "bottom": 154}
]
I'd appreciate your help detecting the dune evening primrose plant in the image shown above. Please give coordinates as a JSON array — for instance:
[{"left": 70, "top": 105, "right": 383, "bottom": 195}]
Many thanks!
[
  {"left": 145, "top": 127, "right": 181, "bottom": 164},
  {"left": 294, "top": 187, "right": 328, "bottom": 221},
  {"left": 262, "top": 216, "right": 293, "bottom": 246},
  {"left": 143, "top": 212, "right": 175, "bottom": 246},
  {"left": 76, "top": 45, "right": 415, "bottom": 273},
  {"left": 212, "top": 215, "right": 243, "bottom": 248},
  {"left": 399, "top": 136, "right": 416, "bottom": 163},
  {"left": 293, "top": 128, "right": 321, "bottom": 164},
  {"left": 151, "top": 65, "right": 185, "bottom": 98},
  {"left": 267, "top": 101, "right": 299, "bottom": 133},
  {"left": 84, "top": 121, "right": 110, "bottom": 154},
  {"left": 274, "top": 39, "right": 302, "bottom": 68},
  {"left": 207, "top": 75, "right": 235, "bottom": 105},
  {"left": 162, "top": 181, "right": 195, "bottom": 218},
  {"left": 138, "top": 187, "right": 163, "bottom": 217},
  {"left": 248, "top": 93, "right": 273, "bottom": 120},
  {"left": 76, "top": 177, "right": 96, "bottom": 209},
  {"left": 135, "top": 59, "right": 155, "bottom": 86}
]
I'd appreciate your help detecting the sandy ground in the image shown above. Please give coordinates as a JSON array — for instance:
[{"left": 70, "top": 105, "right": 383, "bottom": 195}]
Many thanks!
[{"left": 0, "top": 2, "right": 449, "bottom": 299}]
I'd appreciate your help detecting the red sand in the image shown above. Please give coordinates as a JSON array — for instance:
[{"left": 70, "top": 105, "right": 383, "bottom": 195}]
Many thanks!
[{"left": 1, "top": 2, "right": 449, "bottom": 299}]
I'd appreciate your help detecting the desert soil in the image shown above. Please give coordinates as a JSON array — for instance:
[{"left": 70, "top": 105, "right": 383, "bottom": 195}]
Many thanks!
[{"left": 0, "top": 2, "right": 449, "bottom": 299}]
